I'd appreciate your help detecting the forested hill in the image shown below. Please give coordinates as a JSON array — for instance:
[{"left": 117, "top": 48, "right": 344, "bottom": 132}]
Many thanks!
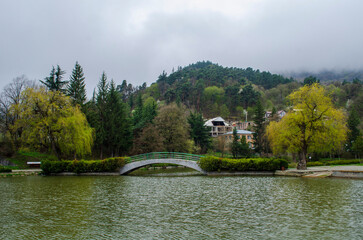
[
  {"left": 140, "top": 61, "right": 295, "bottom": 119},
  {"left": 158, "top": 61, "right": 293, "bottom": 90},
  {"left": 138, "top": 61, "right": 362, "bottom": 121}
]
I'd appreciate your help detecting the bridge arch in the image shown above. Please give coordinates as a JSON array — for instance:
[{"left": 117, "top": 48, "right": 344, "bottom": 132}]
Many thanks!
[{"left": 119, "top": 152, "right": 206, "bottom": 175}]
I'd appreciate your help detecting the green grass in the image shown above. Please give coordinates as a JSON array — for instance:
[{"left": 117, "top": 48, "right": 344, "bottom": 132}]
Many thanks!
[
  {"left": 287, "top": 159, "right": 363, "bottom": 168},
  {"left": 5, "top": 151, "right": 57, "bottom": 169}
]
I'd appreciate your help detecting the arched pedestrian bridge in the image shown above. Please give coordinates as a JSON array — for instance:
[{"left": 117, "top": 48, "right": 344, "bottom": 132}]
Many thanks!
[{"left": 119, "top": 152, "right": 206, "bottom": 175}]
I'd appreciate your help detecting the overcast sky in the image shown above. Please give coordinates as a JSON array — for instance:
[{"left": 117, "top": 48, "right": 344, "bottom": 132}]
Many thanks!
[{"left": 1, "top": 0, "right": 362, "bottom": 97}]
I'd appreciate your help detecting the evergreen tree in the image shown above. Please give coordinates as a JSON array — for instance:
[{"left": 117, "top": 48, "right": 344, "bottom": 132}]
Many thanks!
[
  {"left": 132, "top": 94, "right": 144, "bottom": 132},
  {"left": 95, "top": 72, "right": 109, "bottom": 159},
  {"left": 240, "top": 135, "right": 251, "bottom": 157},
  {"left": 303, "top": 76, "right": 320, "bottom": 85},
  {"left": 253, "top": 99, "right": 265, "bottom": 153},
  {"left": 67, "top": 62, "right": 86, "bottom": 106},
  {"left": 132, "top": 95, "right": 157, "bottom": 136},
  {"left": 231, "top": 127, "right": 241, "bottom": 158},
  {"left": 347, "top": 108, "right": 361, "bottom": 152},
  {"left": 188, "top": 112, "right": 211, "bottom": 153},
  {"left": 105, "top": 80, "right": 132, "bottom": 156},
  {"left": 40, "top": 65, "right": 68, "bottom": 93},
  {"left": 117, "top": 80, "right": 128, "bottom": 102}
]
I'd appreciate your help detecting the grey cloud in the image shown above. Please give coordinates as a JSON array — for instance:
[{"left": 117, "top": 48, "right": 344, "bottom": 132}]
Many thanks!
[{"left": 1, "top": 0, "right": 363, "bottom": 97}]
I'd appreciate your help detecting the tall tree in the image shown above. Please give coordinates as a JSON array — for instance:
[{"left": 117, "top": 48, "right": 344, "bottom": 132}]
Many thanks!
[
  {"left": 188, "top": 112, "right": 211, "bottom": 153},
  {"left": 240, "top": 84, "right": 259, "bottom": 108},
  {"left": 132, "top": 95, "right": 157, "bottom": 136},
  {"left": 252, "top": 99, "right": 265, "bottom": 154},
  {"left": 231, "top": 127, "right": 241, "bottom": 159},
  {"left": 132, "top": 123, "right": 164, "bottom": 154},
  {"left": 67, "top": 62, "right": 86, "bottom": 106},
  {"left": 230, "top": 128, "right": 250, "bottom": 158},
  {"left": 154, "top": 103, "right": 190, "bottom": 152},
  {"left": 95, "top": 72, "right": 109, "bottom": 159},
  {"left": 13, "top": 87, "right": 93, "bottom": 159},
  {"left": 346, "top": 108, "right": 361, "bottom": 152},
  {"left": 40, "top": 65, "right": 67, "bottom": 93},
  {"left": 0, "top": 76, "right": 35, "bottom": 150},
  {"left": 267, "top": 84, "right": 347, "bottom": 170},
  {"left": 105, "top": 81, "right": 132, "bottom": 156}
]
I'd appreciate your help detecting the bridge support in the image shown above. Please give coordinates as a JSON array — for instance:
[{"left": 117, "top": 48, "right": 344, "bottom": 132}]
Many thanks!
[{"left": 120, "top": 159, "right": 206, "bottom": 175}]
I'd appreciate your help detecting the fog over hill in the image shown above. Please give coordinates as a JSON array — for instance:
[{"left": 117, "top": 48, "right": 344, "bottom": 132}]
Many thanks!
[{"left": 282, "top": 70, "right": 363, "bottom": 83}]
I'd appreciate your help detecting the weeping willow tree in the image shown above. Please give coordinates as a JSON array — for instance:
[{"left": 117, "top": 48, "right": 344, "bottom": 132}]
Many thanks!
[
  {"left": 267, "top": 84, "right": 347, "bottom": 170},
  {"left": 11, "top": 87, "right": 93, "bottom": 160}
]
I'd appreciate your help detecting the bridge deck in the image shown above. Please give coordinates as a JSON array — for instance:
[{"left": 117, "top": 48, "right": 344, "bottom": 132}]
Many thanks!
[
  {"left": 128, "top": 152, "right": 203, "bottom": 163},
  {"left": 121, "top": 152, "right": 205, "bottom": 175}
]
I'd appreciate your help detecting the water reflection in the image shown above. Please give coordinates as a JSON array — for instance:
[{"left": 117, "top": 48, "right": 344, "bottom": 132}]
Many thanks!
[{"left": 0, "top": 176, "right": 362, "bottom": 239}]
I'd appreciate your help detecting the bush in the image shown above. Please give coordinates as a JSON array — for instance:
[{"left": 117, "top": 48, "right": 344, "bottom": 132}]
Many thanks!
[
  {"left": 325, "top": 159, "right": 362, "bottom": 165},
  {"left": 0, "top": 165, "right": 12, "bottom": 173},
  {"left": 307, "top": 159, "right": 362, "bottom": 167},
  {"left": 198, "top": 156, "right": 288, "bottom": 172},
  {"left": 41, "top": 157, "right": 128, "bottom": 175}
]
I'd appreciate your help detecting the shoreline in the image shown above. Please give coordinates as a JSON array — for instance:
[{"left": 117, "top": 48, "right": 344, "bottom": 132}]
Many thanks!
[
  {"left": 275, "top": 165, "right": 363, "bottom": 179},
  {"left": 2, "top": 165, "right": 363, "bottom": 178}
]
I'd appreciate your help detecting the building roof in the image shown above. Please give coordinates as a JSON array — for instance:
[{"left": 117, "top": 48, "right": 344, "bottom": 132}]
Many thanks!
[
  {"left": 224, "top": 130, "right": 254, "bottom": 135},
  {"left": 204, "top": 117, "right": 229, "bottom": 127}
]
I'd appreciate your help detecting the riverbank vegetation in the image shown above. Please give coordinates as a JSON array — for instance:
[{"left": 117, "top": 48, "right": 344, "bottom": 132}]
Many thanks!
[
  {"left": 198, "top": 156, "right": 288, "bottom": 172},
  {"left": 0, "top": 165, "right": 11, "bottom": 173},
  {"left": 41, "top": 157, "right": 127, "bottom": 175},
  {"left": 0, "top": 61, "right": 363, "bottom": 170}
]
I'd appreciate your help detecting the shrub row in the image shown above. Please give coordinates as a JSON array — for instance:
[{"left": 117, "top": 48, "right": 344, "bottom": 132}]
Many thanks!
[
  {"left": 41, "top": 157, "right": 127, "bottom": 175},
  {"left": 198, "top": 156, "right": 288, "bottom": 172},
  {"left": 307, "top": 159, "right": 362, "bottom": 167},
  {"left": 0, "top": 165, "right": 12, "bottom": 173}
]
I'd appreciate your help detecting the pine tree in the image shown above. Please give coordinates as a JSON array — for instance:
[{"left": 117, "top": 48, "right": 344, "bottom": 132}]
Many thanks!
[
  {"left": 132, "top": 95, "right": 157, "bottom": 137},
  {"left": 347, "top": 108, "right": 361, "bottom": 152},
  {"left": 40, "top": 65, "right": 67, "bottom": 92},
  {"left": 105, "top": 80, "right": 132, "bottom": 156},
  {"left": 231, "top": 127, "right": 241, "bottom": 158},
  {"left": 188, "top": 112, "right": 211, "bottom": 153},
  {"left": 95, "top": 72, "right": 109, "bottom": 159},
  {"left": 240, "top": 135, "right": 251, "bottom": 157},
  {"left": 67, "top": 62, "right": 86, "bottom": 106},
  {"left": 253, "top": 99, "right": 265, "bottom": 154}
]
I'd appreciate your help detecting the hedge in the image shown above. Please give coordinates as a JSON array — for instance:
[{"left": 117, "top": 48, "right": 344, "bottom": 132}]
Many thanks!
[
  {"left": 0, "top": 165, "right": 12, "bottom": 173},
  {"left": 307, "top": 159, "right": 362, "bottom": 167},
  {"left": 198, "top": 156, "right": 288, "bottom": 172},
  {"left": 41, "top": 157, "right": 127, "bottom": 175}
]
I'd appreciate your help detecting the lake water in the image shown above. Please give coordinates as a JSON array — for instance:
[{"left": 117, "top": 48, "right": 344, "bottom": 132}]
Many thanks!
[{"left": 0, "top": 173, "right": 362, "bottom": 239}]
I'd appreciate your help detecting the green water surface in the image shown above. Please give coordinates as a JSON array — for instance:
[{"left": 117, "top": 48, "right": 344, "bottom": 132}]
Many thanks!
[{"left": 0, "top": 174, "right": 362, "bottom": 239}]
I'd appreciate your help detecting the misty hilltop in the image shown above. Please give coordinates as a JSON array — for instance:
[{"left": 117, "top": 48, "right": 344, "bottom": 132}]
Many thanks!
[{"left": 283, "top": 70, "right": 363, "bottom": 83}]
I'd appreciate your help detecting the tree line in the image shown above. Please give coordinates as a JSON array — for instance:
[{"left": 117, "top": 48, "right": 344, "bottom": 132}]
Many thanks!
[{"left": 0, "top": 61, "right": 362, "bottom": 170}]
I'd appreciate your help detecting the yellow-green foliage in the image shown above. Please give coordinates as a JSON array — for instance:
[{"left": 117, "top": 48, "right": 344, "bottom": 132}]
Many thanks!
[
  {"left": 267, "top": 84, "right": 348, "bottom": 155},
  {"left": 12, "top": 87, "right": 94, "bottom": 159}
]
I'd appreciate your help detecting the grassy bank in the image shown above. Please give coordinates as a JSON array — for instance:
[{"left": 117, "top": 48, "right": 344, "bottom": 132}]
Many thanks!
[{"left": 3, "top": 151, "right": 57, "bottom": 169}]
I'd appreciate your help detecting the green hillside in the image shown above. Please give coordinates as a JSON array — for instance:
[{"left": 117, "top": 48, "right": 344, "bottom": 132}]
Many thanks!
[{"left": 141, "top": 61, "right": 295, "bottom": 118}]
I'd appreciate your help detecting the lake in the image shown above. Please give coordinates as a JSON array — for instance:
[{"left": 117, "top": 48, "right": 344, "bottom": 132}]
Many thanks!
[{"left": 0, "top": 172, "right": 362, "bottom": 239}]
